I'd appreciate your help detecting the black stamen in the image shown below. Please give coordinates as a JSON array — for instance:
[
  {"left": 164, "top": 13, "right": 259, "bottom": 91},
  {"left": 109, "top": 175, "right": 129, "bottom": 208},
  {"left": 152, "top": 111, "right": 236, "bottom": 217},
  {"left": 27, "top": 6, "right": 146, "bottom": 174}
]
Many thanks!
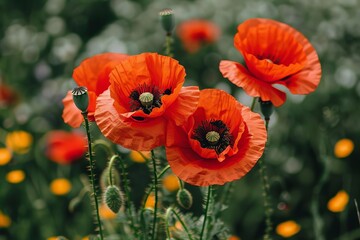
[
  {"left": 191, "top": 119, "right": 233, "bottom": 155},
  {"left": 164, "top": 88, "right": 171, "bottom": 95}
]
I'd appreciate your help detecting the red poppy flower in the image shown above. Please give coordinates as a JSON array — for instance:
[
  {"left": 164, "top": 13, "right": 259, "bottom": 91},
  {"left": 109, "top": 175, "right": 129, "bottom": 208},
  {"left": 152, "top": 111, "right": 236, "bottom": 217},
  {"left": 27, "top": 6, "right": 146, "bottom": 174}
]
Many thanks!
[
  {"left": 0, "top": 82, "right": 18, "bottom": 108},
  {"left": 45, "top": 130, "right": 87, "bottom": 164},
  {"left": 62, "top": 53, "right": 129, "bottom": 127},
  {"left": 95, "top": 53, "right": 199, "bottom": 151},
  {"left": 220, "top": 18, "right": 321, "bottom": 107},
  {"left": 166, "top": 89, "right": 267, "bottom": 186},
  {"left": 177, "top": 19, "right": 220, "bottom": 53}
]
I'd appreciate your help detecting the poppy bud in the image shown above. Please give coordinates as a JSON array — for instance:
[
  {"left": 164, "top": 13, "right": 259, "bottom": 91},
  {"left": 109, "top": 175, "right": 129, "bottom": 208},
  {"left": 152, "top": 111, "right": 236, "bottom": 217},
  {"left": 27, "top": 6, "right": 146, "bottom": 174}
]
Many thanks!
[
  {"left": 259, "top": 99, "right": 274, "bottom": 120},
  {"left": 71, "top": 86, "right": 89, "bottom": 113},
  {"left": 159, "top": 8, "right": 175, "bottom": 35},
  {"left": 176, "top": 189, "right": 193, "bottom": 209},
  {"left": 104, "top": 185, "right": 122, "bottom": 213}
]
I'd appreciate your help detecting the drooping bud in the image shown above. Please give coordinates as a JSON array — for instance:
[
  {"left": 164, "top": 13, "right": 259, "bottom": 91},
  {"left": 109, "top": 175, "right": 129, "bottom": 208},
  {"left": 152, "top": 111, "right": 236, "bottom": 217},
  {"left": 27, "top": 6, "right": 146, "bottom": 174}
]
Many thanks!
[
  {"left": 71, "top": 86, "right": 89, "bottom": 113},
  {"left": 176, "top": 189, "right": 193, "bottom": 209},
  {"left": 104, "top": 185, "right": 122, "bottom": 213},
  {"left": 259, "top": 99, "right": 274, "bottom": 120},
  {"left": 100, "top": 166, "right": 120, "bottom": 190},
  {"left": 159, "top": 8, "right": 175, "bottom": 35}
]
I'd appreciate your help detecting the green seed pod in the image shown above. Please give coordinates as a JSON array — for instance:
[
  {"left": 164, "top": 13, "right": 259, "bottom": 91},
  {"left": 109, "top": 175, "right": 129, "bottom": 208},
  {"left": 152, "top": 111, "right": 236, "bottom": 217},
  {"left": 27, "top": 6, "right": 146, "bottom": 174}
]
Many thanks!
[
  {"left": 100, "top": 166, "right": 120, "bottom": 190},
  {"left": 176, "top": 189, "right": 193, "bottom": 209},
  {"left": 159, "top": 8, "right": 175, "bottom": 34},
  {"left": 104, "top": 185, "right": 122, "bottom": 213},
  {"left": 259, "top": 99, "right": 274, "bottom": 120},
  {"left": 72, "top": 86, "right": 89, "bottom": 113}
]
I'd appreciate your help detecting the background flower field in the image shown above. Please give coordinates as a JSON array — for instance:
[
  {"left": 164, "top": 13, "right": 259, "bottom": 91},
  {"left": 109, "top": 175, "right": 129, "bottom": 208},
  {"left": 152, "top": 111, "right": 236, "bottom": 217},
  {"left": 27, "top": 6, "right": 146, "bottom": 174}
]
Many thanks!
[{"left": 1, "top": 0, "right": 360, "bottom": 239}]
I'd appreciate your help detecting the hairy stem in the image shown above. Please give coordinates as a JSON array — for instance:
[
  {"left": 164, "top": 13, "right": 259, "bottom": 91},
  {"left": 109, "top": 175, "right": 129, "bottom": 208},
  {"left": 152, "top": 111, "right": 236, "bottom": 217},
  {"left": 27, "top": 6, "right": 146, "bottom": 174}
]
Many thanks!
[
  {"left": 165, "top": 207, "right": 193, "bottom": 240},
  {"left": 200, "top": 185, "right": 212, "bottom": 240},
  {"left": 82, "top": 112, "right": 103, "bottom": 240},
  {"left": 260, "top": 119, "right": 273, "bottom": 240},
  {"left": 142, "top": 165, "right": 170, "bottom": 209},
  {"left": 150, "top": 150, "right": 158, "bottom": 240}
]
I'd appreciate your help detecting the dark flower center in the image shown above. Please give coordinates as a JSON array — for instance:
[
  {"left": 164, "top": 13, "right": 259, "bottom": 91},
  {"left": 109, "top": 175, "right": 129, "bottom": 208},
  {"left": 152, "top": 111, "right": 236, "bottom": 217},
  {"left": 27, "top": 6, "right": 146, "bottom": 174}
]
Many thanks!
[
  {"left": 192, "top": 119, "right": 233, "bottom": 155},
  {"left": 129, "top": 83, "right": 171, "bottom": 116}
]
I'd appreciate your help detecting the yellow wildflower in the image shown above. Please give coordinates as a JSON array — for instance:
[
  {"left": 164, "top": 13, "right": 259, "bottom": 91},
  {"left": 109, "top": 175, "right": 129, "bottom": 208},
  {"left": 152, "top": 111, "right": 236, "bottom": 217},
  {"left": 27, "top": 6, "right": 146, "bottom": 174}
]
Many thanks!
[
  {"left": 0, "top": 148, "right": 12, "bottom": 165},
  {"left": 6, "top": 170, "right": 25, "bottom": 184},
  {"left": 328, "top": 190, "right": 349, "bottom": 212},
  {"left": 50, "top": 178, "right": 72, "bottom": 196},
  {"left": 162, "top": 174, "right": 180, "bottom": 192},
  {"left": 6, "top": 130, "right": 33, "bottom": 154},
  {"left": 334, "top": 138, "right": 354, "bottom": 158},
  {"left": 276, "top": 220, "right": 301, "bottom": 238},
  {"left": 129, "top": 151, "right": 150, "bottom": 163}
]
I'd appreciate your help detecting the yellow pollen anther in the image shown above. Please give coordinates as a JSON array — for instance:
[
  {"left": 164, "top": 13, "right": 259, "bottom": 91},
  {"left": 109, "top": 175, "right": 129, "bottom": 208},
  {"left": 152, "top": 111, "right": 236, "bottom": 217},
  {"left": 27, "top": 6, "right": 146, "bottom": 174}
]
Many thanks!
[
  {"left": 139, "top": 92, "right": 154, "bottom": 107},
  {"left": 206, "top": 131, "right": 220, "bottom": 144},
  {"left": 265, "top": 59, "right": 273, "bottom": 63}
]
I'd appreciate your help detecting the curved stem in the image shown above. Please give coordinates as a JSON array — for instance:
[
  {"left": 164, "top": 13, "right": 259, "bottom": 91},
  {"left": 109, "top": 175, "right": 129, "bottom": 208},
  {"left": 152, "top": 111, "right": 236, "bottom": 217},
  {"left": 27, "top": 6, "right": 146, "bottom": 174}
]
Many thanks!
[
  {"left": 164, "top": 208, "right": 172, "bottom": 239},
  {"left": 150, "top": 150, "right": 158, "bottom": 240},
  {"left": 82, "top": 112, "right": 103, "bottom": 240},
  {"left": 200, "top": 185, "right": 212, "bottom": 240},
  {"left": 108, "top": 155, "right": 117, "bottom": 186},
  {"left": 165, "top": 207, "right": 193, "bottom": 240},
  {"left": 115, "top": 155, "right": 139, "bottom": 237}
]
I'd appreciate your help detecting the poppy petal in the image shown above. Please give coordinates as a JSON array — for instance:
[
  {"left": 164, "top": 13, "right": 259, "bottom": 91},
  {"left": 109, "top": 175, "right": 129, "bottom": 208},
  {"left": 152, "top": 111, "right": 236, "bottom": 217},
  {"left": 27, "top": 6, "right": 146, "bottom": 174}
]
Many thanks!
[
  {"left": 73, "top": 53, "right": 129, "bottom": 93},
  {"left": 166, "top": 107, "right": 266, "bottom": 186},
  {"left": 95, "top": 90, "right": 166, "bottom": 150},
  {"left": 166, "top": 89, "right": 267, "bottom": 186},
  {"left": 62, "top": 91, "right": 83, "bottom": 128},
  {"left": 219, "top": 60, "right": 286, "bottom": 106},
  {"left": 164, "top": 86, "right": 200, "bottom": 126},
  {"left": 109, "top": 53, "right": 186, "bottom": 120}
]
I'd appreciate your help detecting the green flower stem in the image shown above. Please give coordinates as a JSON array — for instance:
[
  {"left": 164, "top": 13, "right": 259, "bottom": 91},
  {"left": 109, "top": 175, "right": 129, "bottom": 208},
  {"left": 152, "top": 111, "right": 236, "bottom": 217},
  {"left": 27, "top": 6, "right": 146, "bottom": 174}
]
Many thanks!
[
  {"left": 142, "top": 165, "right": 170, "bottom": 209},
  {"left": 310, "top": 133, "right": 328, "bottom": 240},
  {"left": 150, "top": 150, "right": 158, "bottom": 240},
  {"left": 260, "top": 119, "right": 273, "bottom": 240},
  {"left": 165, "top": 34, "right": 173, "bottom": 57},
  {"left": 165, "top": 207, "right": 193, "bottom": 240},
  {"left": 108, "top": 155, "right": 117, "bottom": 186},
  {"left": 200, "top": 185, "right": 212, "bottom": 240},
  {"left": 164, "top": 208, "right": 172, "bottom": 239},
  {"left": 81, "top": 112, "right": 104, "bottom": 240},
  {"left": 116, "top": 155, "right": 139, "bottom": 237},
  {"left": 251, "top": 97, "right": 258, "bottom": 111}
]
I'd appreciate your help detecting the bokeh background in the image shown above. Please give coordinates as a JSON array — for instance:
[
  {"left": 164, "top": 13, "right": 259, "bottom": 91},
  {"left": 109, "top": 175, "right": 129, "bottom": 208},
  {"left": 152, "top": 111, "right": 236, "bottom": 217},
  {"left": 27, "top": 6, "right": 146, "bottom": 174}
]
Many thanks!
[{"left": 1, "top": 0, "right": 360, "bottom": 239}]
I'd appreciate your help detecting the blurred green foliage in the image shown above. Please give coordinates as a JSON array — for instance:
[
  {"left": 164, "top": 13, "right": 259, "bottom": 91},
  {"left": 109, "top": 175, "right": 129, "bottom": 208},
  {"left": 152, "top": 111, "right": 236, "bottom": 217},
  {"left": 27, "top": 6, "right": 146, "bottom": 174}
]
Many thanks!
[{"left": 1, "top": 0, "right": 360, "bottom": 239}]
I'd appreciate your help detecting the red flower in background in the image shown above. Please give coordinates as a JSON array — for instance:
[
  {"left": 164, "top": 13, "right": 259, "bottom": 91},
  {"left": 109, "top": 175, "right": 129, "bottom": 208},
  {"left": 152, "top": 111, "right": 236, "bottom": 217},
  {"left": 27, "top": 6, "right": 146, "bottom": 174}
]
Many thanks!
[
  {"left": 95, "top": 53, "right": 199, "bottom": 151},
  {"left": 177, "top": 19, "right": 220, "bottom": 53},
  {"left": 0, "top": 82, "right": 18, "bottom": 108},
  {"left": 62, "top": 53, "right": 129, "bottom": 127},
  {"left": 220, "top": 18, "right": 321, "bottom": 107},
  {"left": 45, "top": 130, "right": 87, "bottom": 164},
  {"left": 166, "top": 89, "right": 267, "bottom": 186}
]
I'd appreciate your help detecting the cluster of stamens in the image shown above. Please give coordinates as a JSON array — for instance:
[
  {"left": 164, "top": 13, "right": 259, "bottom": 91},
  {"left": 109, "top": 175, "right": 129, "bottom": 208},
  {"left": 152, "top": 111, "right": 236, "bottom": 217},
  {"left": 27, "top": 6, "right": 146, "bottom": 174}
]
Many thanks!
[
  {"left": 129, "top": 84, "right": 171, "bottom": 119},
  {"left": 192, "top": 119, "right": 233, "bottom": 155}
]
